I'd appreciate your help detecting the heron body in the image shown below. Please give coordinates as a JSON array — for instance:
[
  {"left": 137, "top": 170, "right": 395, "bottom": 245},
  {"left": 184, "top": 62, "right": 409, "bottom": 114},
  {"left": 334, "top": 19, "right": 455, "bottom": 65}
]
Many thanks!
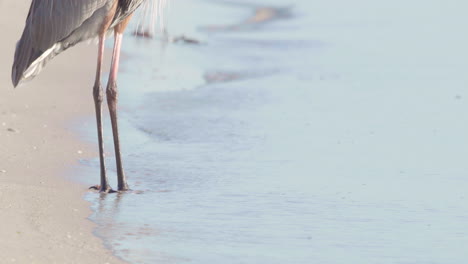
[{"left": 12, "top": 0, "right": 148, "bottom": 192}]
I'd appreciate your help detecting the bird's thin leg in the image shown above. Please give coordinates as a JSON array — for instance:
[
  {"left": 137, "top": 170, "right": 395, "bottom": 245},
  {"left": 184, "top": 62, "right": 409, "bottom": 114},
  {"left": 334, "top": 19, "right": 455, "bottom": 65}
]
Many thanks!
[
  {"left": 91, "top": 35, "right": 114, "bottom": 193},
  {"left": 106, "top": 31, "right": 129, "bottom": 191}
]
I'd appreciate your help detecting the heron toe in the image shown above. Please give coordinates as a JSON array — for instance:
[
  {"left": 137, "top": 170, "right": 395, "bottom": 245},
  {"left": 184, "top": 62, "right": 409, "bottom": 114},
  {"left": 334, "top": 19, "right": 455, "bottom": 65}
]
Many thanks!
[
  {"left": 89, "top": 185, "right": 116, "bottom": 193},
  {"left": 117, "top": 185, "right": 131, "bottom": 192}
]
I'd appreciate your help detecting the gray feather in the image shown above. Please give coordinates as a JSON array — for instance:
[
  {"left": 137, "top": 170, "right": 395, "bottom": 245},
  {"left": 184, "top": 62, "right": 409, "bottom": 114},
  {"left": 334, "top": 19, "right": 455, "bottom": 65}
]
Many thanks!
[{"left": 12, "top": 0, "right": 114, "bottom": 87}]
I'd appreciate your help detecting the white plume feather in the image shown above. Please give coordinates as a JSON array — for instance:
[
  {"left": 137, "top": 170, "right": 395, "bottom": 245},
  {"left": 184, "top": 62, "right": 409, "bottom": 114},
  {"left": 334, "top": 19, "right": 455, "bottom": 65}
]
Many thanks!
[{"left": 135, "top": 0, "right": 169, "bottom": 38}]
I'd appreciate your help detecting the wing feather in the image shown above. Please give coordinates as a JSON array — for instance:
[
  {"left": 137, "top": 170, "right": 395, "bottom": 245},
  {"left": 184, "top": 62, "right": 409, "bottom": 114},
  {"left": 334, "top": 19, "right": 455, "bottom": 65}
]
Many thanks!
[{"left": 12, "top": 0, "right": 112, "bottom": 86}]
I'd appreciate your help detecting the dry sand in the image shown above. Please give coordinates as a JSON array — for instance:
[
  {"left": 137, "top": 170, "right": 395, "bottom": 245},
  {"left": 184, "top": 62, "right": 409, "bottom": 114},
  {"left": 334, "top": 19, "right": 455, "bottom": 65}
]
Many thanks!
[{"left": 0, "top": 1, "right": 123, "bottom": 263}]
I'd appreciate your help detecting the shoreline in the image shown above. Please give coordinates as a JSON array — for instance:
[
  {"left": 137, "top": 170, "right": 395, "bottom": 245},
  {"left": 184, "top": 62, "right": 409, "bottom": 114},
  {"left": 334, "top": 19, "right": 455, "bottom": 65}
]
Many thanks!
[{"left": 0, "top": 1, "right": 123, "bottom": 263}]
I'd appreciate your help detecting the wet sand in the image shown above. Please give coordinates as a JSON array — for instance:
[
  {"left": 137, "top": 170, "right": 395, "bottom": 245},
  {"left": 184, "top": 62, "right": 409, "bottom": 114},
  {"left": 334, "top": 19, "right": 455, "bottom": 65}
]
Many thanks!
[{"left": 0, "top": 1, "right": 123, "bottom": 263}]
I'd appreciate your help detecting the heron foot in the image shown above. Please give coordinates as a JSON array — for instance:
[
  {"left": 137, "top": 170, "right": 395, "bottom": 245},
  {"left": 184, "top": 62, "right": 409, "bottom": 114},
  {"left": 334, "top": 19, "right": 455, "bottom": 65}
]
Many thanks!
[
  {"left": 117, "top": 186, "right": 132, "bottom": 193},
  {"left": 89, "top": 185, "right": 116, "bottom": 193}
]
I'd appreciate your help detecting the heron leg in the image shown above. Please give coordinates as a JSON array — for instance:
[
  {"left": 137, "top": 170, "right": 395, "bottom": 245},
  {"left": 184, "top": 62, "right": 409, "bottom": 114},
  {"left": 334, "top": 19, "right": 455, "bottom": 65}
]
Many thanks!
[
  {"left": 91, "top": 35, "right": 114, "bottom": 193},
  {"left": 106, "top": 32, "right": 130, "bottom": 191}
]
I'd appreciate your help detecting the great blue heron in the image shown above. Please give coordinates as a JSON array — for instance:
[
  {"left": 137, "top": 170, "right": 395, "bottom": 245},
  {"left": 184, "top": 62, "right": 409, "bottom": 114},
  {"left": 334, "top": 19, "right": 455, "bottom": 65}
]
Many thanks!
[{"left": 12, "top": 0, "right": 153, "bottom": 192}]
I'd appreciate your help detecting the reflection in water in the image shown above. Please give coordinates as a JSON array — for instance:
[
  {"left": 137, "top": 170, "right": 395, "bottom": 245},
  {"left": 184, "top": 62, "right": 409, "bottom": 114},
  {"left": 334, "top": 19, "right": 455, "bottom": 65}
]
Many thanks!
[
  {"left": 90, "top": 191, "right": 167, "bottom": 263},
  {"left": 92, "top": 193, "right": 123, "bottom": 232}
]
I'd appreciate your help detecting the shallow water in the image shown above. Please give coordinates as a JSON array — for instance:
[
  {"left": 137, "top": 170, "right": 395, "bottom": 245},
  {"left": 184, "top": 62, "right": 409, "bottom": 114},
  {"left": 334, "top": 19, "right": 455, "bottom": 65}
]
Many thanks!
[{"left": 78, "top": 0, "right": 468, "bottom": 263}]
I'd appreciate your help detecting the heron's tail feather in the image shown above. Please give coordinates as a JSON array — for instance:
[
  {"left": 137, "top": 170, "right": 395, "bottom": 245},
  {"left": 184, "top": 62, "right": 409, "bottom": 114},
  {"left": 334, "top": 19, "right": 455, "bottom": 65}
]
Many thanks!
[{"left": 12, "top": 31, "right": 65, "bottom": 87}]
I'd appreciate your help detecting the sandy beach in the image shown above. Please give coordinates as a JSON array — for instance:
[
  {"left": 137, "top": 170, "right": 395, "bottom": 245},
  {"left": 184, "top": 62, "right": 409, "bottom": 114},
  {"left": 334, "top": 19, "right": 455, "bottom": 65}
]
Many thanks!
[{"left": 0, "top": 1, "right": 122, "bottom": 263}]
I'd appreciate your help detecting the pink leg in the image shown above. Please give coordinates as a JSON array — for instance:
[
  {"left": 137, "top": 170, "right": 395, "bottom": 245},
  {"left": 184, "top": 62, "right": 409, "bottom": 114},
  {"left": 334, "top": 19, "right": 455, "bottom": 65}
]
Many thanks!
[
  {"left": 106, "top": 32, "right": 130, "bottom": 191},
  {"left": 92, "top": 35, "right": 114, "bottom": 193}
]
